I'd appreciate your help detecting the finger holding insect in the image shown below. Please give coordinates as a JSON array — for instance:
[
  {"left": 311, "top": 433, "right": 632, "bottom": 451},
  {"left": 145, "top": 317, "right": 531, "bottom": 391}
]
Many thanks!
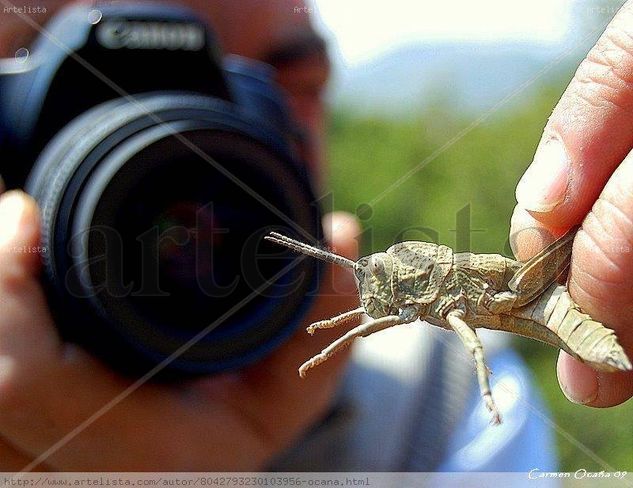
[
  {"left": 511, "top": 197, "right": 633, "bottom": 408},
  {"left": 509, "top": 1, "right": 633, "bottom": 407}
]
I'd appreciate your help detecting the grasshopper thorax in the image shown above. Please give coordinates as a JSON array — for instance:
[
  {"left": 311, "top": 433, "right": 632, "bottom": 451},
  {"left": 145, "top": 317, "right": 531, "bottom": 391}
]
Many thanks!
[{"left": 354, "top": 252, "right": 398, "bottom": 318}]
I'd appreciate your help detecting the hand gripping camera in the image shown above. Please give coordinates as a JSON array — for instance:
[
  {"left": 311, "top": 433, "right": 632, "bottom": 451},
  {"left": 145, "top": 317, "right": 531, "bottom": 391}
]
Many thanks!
[{"left": 0, "top": 3, "right": 323, "bottom": 377}]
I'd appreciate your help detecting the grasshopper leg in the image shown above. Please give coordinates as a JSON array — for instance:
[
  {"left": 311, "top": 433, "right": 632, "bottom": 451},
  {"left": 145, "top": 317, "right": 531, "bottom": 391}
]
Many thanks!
[
  {"left": 447, "top": 310, "right": 502, "bottom": 425},
  {"left": 306, "top": 307, "right": 365, "bottom": 335},
  {"left": 299, "top": 314, "right": 403, "bottom": 377}
]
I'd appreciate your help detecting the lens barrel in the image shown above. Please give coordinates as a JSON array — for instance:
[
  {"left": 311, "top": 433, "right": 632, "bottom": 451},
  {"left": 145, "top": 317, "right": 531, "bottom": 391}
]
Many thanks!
[{"left": 26, "top": 92, "right": 322, "bottom": 378}]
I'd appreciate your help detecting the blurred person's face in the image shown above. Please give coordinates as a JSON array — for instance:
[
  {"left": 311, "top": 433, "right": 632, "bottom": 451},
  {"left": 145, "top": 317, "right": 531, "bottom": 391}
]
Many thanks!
[{"left": 0, "top": 0, "right": 330, "bottom": 176}]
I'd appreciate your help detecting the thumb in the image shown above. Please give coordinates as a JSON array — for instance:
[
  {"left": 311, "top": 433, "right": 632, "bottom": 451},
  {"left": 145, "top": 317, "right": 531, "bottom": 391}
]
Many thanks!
[
  {"left": 0, "top": 191, "right": 43, "bottom": 278},
  {"left": 508, "top": 1, "right": 633, "bottom": 407},
  {"left": 512, "top": 1, "right": 633, "bottom": 228},
  {"left": 0, "top": 191, "right": 61, "bottom": 372}
]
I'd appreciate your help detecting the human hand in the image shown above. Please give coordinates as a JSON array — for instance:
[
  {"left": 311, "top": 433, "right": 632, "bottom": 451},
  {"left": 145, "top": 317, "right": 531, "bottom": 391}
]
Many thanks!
[
  {"left": 0, "top": 190, "right": 360, "bottom": 470},
  {"left": 510, "top": 2, "right": 633, "bottom": 407}
]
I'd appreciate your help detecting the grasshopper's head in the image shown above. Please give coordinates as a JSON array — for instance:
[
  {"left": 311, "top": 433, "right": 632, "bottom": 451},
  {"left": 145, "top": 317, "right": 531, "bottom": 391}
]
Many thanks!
[
  {"left": 264, "top": 232, "right": 398, "bottom": 318},
  {"left": 354, "top": 253, "right": 398, "bottom": 318}
]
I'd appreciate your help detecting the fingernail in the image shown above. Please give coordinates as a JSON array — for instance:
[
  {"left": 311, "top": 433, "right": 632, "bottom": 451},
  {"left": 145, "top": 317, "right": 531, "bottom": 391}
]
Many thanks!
[
  {"left": 558, "top": 354, "right": 598, "bottom": 404},
  {"left": 0, "top": 191, "right": 26, "bottom": 248},
  {"left": 516, "top": 137, "right": 570, "bottom": 212}
]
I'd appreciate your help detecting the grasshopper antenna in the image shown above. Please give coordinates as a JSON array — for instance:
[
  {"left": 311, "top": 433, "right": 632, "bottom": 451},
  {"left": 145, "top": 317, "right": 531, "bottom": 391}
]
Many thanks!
[{"left": 265, "top": 232, "right": 355, "bottom": 269}]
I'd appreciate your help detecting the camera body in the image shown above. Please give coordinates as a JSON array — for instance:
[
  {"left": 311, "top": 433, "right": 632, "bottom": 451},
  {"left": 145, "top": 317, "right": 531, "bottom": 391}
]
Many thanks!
[{"left": 0, "top": 3, "right": 323, "bottom": 377}]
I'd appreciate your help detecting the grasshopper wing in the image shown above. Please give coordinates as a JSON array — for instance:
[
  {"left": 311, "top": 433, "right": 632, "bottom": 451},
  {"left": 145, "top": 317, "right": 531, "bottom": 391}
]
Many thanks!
[{"left": 508, "top": 226, "right": 578, "bottom": 307}]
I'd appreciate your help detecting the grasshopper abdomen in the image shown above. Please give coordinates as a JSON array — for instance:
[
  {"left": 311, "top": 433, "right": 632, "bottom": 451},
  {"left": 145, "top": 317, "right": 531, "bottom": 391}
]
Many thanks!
[{"left": 504, "top": 283, "right": 632, "bottom": 372}]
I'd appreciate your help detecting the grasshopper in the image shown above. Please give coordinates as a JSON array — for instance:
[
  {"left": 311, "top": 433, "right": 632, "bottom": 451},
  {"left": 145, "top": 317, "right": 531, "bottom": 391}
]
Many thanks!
[{"left": 264, "top": 229, "right": 632, "bottom": 425}]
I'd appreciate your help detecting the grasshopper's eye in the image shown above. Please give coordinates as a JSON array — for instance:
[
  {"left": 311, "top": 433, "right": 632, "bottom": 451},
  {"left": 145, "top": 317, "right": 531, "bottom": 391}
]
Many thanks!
[{"left": 369, "top": 256, "right": 385, "bottom": 275}]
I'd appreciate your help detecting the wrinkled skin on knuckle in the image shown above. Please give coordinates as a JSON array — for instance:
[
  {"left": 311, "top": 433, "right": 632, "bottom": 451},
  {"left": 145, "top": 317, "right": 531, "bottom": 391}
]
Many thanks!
[
  {"left": 570, "top": 164, "right": 633, "bottom": 298},
  {"left": 570, "top": 232, "right": 623, "bottom": 301},
  {"left": 568, "top": 225, "right": 633, "bottom": 352},
  {"left": 570, "top": 8, "right": 633, "bottom": 111}
]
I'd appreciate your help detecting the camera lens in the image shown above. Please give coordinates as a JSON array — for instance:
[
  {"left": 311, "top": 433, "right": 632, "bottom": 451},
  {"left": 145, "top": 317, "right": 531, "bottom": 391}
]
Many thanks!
[{"left": 26, "top": 93, "right": 321, "bottom": 377}]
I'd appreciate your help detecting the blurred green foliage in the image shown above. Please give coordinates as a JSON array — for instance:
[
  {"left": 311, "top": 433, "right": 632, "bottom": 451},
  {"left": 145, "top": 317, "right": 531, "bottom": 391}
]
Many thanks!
[{"left": 326, "top": 84, "right": 633, "bottom": 471}]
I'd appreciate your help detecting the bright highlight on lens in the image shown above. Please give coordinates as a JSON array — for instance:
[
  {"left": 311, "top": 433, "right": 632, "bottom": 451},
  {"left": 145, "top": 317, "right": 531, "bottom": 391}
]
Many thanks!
[{"left": 14, "top": 47, "right": 29, "bottom": 63}]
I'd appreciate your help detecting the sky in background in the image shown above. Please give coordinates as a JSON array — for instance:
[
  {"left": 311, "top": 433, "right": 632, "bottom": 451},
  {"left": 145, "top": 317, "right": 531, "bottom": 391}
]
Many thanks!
[{"left": 312, "top": 0, "right": 573, "bottom": 67}]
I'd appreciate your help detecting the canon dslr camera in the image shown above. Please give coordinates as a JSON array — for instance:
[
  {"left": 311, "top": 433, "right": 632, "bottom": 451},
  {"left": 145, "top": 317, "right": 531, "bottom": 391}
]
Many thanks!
[{"left": 0, "top": 2, "right": 322, "bottom": 377}]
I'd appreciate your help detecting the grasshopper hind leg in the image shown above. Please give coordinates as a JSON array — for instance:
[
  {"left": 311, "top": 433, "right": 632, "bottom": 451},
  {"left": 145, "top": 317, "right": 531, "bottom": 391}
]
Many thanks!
[{"left": 447, "top": 310, "right": 502, "bottom": 425}]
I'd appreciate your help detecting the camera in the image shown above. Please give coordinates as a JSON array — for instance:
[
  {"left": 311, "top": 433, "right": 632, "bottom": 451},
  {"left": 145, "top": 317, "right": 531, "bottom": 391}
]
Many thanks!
[{"left": 0, "top": 2, "right": 323, "bottom": 377}]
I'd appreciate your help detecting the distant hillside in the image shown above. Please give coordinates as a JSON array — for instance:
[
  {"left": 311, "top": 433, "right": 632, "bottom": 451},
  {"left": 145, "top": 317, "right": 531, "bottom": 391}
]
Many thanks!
[{"left": 328, "top": 41, "right": 576, "bottom": 116}]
